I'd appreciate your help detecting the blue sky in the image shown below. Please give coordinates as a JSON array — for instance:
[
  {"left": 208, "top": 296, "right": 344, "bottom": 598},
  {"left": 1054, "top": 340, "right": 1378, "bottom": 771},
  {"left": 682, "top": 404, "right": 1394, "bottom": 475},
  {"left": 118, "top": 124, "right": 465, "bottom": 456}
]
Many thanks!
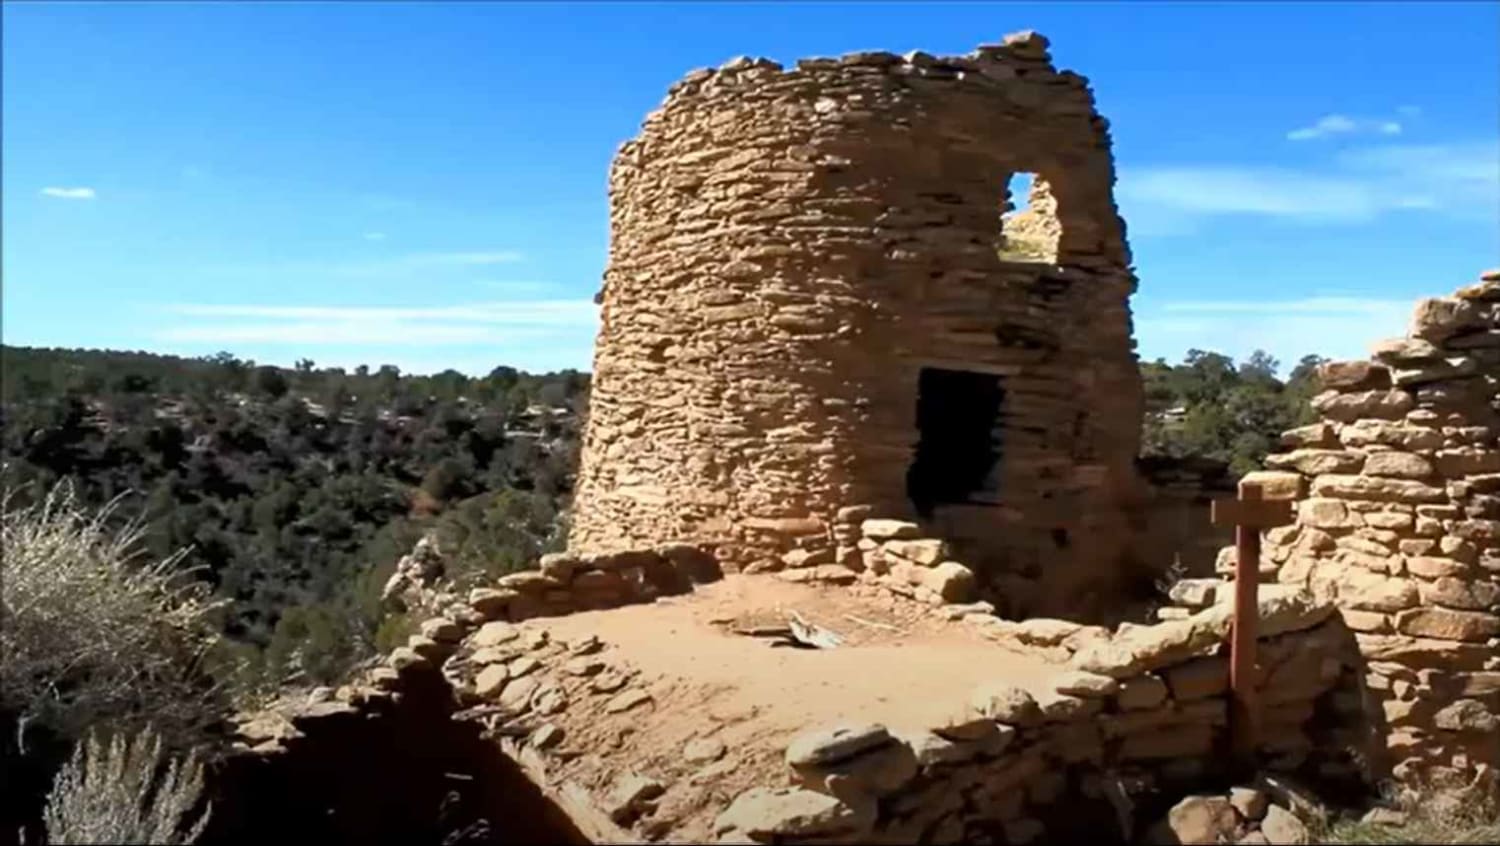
[{"left": 4, "top": 2, "right": 1498, "bottom": 376}]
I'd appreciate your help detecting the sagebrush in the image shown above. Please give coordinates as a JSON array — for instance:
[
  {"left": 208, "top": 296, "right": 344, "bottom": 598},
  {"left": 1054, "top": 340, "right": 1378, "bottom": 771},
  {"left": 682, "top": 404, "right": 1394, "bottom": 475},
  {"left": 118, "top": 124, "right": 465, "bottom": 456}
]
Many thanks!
[
  {"left": 1, "top": 481, "right": 226, "bottom": 748},
  {"left": 41, "top": 727, "right": 210, "bottom": 845}
]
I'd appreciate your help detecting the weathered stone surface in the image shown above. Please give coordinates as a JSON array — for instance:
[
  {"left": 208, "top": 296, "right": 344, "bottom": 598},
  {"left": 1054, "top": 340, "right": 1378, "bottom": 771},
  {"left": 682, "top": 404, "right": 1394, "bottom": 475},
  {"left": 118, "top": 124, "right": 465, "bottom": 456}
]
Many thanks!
[
  {"left": 1318, "top": 360, "right": 1391, "bottom": 390},
  {"left": 474, "top": 663, "right": 509, "bottom": 698},
  {"left": 1410, "top": 296, "right": 1483, "bottom": 341},
  {"left": 1162, "top": 795, "right": 1239, "bottom": 845},
  {"left": 1281, "top": 423, "right": 1337, "bottom": 448},
  {"left": 468, "top": 591, "right": 516, "bottom": 618},
  {"left": 785, "top": 723, "right": 891, "bottom": 767},
  {"left": 1433, "top": 698, "right": 1499, "bottom": 732},
  {"left": 1168, "top": 578, "right": 1222, "bottom": 608},
  {"left": 684, "top": 736, "right": 726, "bottom": 764},
  {"left": 1310, "top": 474, "right": 1445, "bottom": 503},
  {"left": 1241, "top": 470, "right": 1304, "bottom": 500},
  {"left": 1050, "top": 669, "right": 1119, "bottom": 698},
  {"left": 1393, "top": 607, "right": 1500, "bottom": 642},
  {"left": 921, "top": 561, "right": 977, "bottom": 602},
  {"left": 1335, "top": 570, "right": 1420, "bottom": 612},
  {"left": 1372, "top": 336, "right": 1442, "bottom": 362},
  {"left": 604, "top": 688, "right": 653, "bottom": 713},
  {"left": 792, "top": 740, "right": 918, "bottom": 797},
  {"left": 970, "top": 682, "right": 1041, "bottom": 725},
  {"left": 607, "top": 773, "right": 665, "bottom": 824},
  {"left": 471, "top": 621, "right": 520, "bottom": 647},
  {"left": 1259, "top": 804, "right": 1310, "bottom": 845},
  {"left": 1230, "top": 786, "right": 1269, "bottom": 821},
  {"left": 531, "top": 723, "right": 564, "bottom": 749},
  {"left": 714, "top": 787, "right": 873, "bottom": 839},
  {"left": 1267, "top": 449, "right": 1365, "bottom": 476},
  {"left": 1311, "top": 389, "right": 1413, "bottom": 422},
  {"left": 882, "top": 538, "right": 947, "bottom": 565},
  {"left": 498, "top": 675, "right": 539, "bottom": 713},
  {"left": 860, "top": 519, "right": 920, "bottom": 540},
  {"left": 1417, "top": 577, "right": 1500, "bottom": 611},
  {"left": 1363, "top": 451, "right": 1435, "bottom": 479}
]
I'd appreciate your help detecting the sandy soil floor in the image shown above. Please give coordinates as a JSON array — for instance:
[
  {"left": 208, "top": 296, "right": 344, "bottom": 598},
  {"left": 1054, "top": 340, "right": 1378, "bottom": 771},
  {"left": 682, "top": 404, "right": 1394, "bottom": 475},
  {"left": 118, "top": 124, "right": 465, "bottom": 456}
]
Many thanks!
[{"left": 513, "top": 575, "right": 1067, "bottom": 840}]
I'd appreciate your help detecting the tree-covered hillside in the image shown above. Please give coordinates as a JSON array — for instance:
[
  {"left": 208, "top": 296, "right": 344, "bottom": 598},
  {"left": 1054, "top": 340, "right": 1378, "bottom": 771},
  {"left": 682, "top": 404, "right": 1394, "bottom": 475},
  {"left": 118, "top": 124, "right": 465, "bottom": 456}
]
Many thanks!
[{"left": 0, "top": 346, "right": 588, "bottom": 689}]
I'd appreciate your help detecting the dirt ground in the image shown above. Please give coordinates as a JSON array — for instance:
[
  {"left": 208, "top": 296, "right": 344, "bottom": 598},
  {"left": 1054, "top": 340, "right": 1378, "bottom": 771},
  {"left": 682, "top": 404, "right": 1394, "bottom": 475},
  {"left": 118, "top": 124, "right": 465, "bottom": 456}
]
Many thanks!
[{"left": 515, "top": 575, "right": 1067, "bottom": 841}]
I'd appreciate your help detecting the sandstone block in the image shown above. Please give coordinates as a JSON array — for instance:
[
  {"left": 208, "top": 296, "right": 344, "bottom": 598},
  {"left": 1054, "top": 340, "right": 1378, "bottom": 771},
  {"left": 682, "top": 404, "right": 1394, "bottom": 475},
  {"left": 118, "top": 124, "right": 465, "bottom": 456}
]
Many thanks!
[
  {"left": 604, "top": 688, "right": 653, "bottom": 713},
  {"left": 684, "top": 736, "right": 726, "bottom": 763},
  {"left": 539, "top": 552, "right": 580, "bottom": 581},
  {"left": 883, "top": 538, "right": 947, "bottom": 565},
  {"left": 1259, "top": 803, "right": 1310, "bottom": 845},
  {"left": 1393, "top": 607, "right": 1500, "bottom": 642},
  {"left": 861, "top": 519, "right": 920, "bottom": 540},
  {"left": 970, "top": 682, "right": 1041, "bottom": 725},
  {"left": 468, "top": 588, "right": 518, "bottom": 619},
  {"left": 1310, "top": 474, "right": 1445, "bottom": 503},
  {"left": 791, "top": 740, "right": 918, "bottom": 797},
  {"left": 419, "top": 617, "right": 464, "bottom": 644},
  {"left": 1280, "top": 423, "right": 1337, "bottom": 448},
  {"left": 1050, "top": 669, "right": 1119, "bottom": 698},
  {"left": 1267, "top": 449, "right": 1365, "bottom": 475},
  {"left": 1299, "top": 498, "right": 1361, "bottom": 529},
  {"left": 1418, "top": 577, "right": 1500, "bottom": 611},
  {"left": 714, "top": 787, "right": 873, "bottom": 839},
  {"left": 474, "top": 664, "right": 510, "bottom": 699},
  {"left": 1311, "top": 389, "right": 1413, "bottom": 422},
  {"left": 1317, "top": 360, "right": 1391, "bottom": 390},
  {"left": 1411, "top": 296, "right": 1484, "bottom": 341},
  {"left": 1241, "top": 470, "right": 1304, "bottom": 500},
  {"left": 1337, "top": 570, "right": 1420, "bottom": 612},
  {"left": 1162, "top": 795, "right": 1239, "bottom": 845},
  {"left": 1433, "top": 698, "right": 1500, "bottom": 733},
  {"left": 1338, "top": 420, "right": 1444, "bottom": 451},
  {"left": 1372, "top": 336, "right": 1442, "bottom": 362},
  {"left": 921, "top": 561, "right": 976, "bottom": 602},
  {"left": 1168, "top": 578, "right": 1222, "bottom": 608},
  {"left": 1363, "top": 451, "right": 1435, "bottom": 479},
  {"left": 1230, "top": 786, "right": 1269, "bottom": 822},
  {"left": 785, "top": 722, "right": 892, "bottom": 767}
]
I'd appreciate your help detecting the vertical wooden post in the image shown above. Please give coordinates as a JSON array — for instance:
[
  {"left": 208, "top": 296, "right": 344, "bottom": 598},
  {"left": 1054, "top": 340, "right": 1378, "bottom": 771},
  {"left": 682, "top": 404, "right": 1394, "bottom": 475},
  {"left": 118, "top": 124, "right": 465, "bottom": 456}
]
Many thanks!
[
  {"left": 1210, "top": 478, "right": 1292, "bottom": 770},
  {"left": 1230, "top": 481, "right": 1264, "bottom": 765}
]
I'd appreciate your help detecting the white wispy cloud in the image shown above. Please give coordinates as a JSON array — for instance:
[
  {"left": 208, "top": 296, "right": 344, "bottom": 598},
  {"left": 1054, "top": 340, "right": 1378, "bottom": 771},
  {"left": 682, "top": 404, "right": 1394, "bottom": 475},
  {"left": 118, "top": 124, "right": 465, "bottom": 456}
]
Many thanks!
[
  {"left": 165, "top": 300, "right": 594, "bottom": 326},
  {"left": 39, "top": 186, "right": 96, "bottom": 200},
  {"left": 1136, "top": 295, "right": 1413, "bottom": 369},
  {"left": 1287, "top": 113, "right": 1403, "bottom": 141},
  {"left": 1119, "top": 139, "right": 1499, "bottom": 230},
  {"left": 197, "top": 249, "right": 526, "bottom": 280},
  {"left": 154, "top": 299, "right": 597, "bottom": 347}
]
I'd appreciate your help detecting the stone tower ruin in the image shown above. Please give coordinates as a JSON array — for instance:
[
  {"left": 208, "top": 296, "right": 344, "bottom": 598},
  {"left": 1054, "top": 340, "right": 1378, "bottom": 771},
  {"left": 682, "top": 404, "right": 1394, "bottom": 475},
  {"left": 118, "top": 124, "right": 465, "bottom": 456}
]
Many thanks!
[{"left": 570, "top": 32, "right": 1145, "bottom": 615}]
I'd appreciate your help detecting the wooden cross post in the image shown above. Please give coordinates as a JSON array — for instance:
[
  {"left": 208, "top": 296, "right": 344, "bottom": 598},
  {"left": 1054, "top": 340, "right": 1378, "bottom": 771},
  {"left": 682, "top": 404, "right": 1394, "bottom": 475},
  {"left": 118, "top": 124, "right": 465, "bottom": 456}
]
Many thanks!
[{"left": 1210, "top": 479, "right": 1294, "bottom": 768}]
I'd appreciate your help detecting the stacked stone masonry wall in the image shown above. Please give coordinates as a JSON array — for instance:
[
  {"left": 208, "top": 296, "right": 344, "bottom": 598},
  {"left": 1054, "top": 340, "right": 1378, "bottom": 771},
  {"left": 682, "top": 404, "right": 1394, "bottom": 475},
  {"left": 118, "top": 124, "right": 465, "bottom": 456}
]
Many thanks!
[
  {"left": 371, "top": 583, "right": 1369, "bottom": 844},
  {"left": 1248, "top": 269, "right": 1500, "bottom": 783},
  {"left": 569, "top": 31, "right": 1145, "bottom": 618}
]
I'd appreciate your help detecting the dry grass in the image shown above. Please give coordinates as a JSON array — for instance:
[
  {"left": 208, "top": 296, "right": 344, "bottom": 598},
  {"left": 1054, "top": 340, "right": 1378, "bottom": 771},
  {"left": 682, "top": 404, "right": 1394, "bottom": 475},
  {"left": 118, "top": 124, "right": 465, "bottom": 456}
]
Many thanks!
[
  {"left": 41, "top": 727, "right": 210, "bottom": 845},
  {"left": 1318, "top": 775, "right": 1500, "bottom": 845},
  {"left": 1, "top": 481, "right": 227, "bottom": 748}
]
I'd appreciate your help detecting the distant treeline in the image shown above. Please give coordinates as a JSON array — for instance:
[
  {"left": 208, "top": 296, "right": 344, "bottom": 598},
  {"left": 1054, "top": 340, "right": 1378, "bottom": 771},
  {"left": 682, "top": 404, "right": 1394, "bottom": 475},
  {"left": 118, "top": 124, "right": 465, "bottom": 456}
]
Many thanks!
[{"left": 0, "top": 345, "right": 588, "bottom": 690}]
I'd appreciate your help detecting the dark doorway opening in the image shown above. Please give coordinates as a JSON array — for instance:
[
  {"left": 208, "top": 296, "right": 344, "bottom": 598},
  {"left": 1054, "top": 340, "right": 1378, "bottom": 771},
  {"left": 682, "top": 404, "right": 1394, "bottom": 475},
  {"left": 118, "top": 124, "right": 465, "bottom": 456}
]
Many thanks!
[{"left": 907, "top": 367, "right": 1006, "bottom": 518}]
